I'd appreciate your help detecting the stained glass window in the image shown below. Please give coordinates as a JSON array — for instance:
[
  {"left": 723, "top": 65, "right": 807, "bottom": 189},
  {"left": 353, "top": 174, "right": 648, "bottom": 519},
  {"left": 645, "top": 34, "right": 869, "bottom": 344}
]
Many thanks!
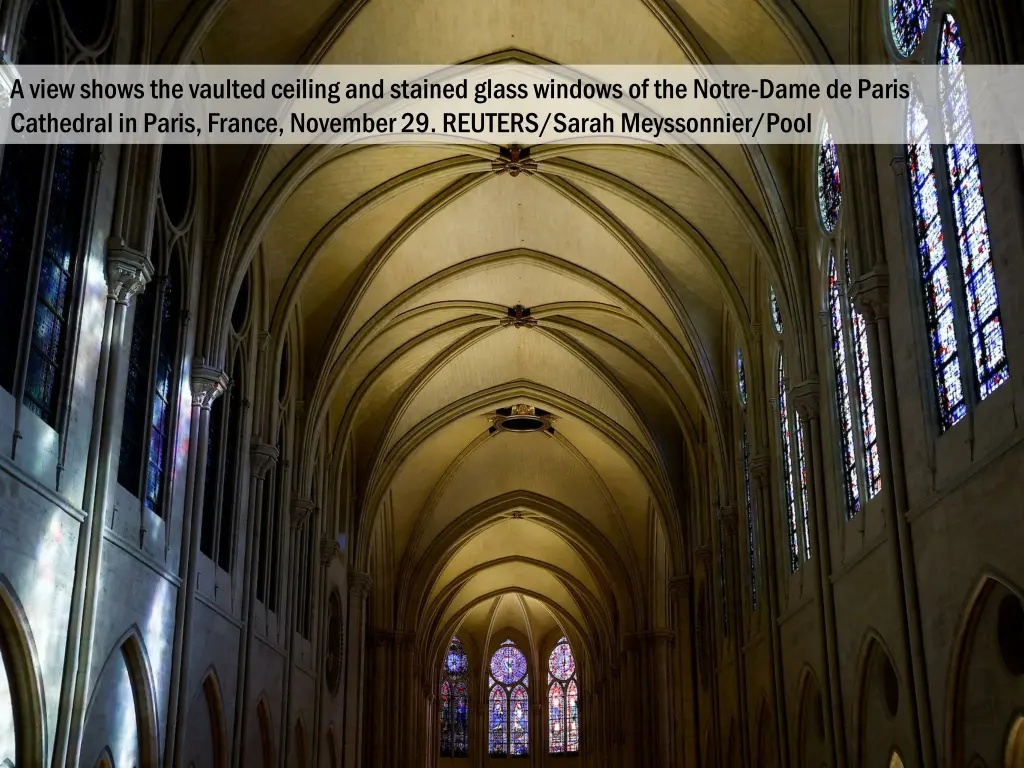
[
  {"left": 828, "top": 252, "right": 861, "bottom": 516},
  {"left": 489, "top": 640, "right": 529, "bottom": 756},
  {"left": 817, "top": 120, "right": 842, "bottom": 232},
  {"left": 778, "top": 355, "right": 800, "bottom": 572},
  {"left": 907, "top": 88, "right": 966, "bottom": 430},
  {"left": 548, "top": 639, "right": 579, "bottom": 753},
  {"left": 742, "top": 424, "right": 757, "bottom": 610},
  {"left": 770, "top": 286, "right": 784, "bottom": 333},
  {"left": 890, "top": 0, "right": 933, "bottom": 57},
  {"left": 440, "top": 637, "right": 469, "bottom": 757},
  {"left": 795, "top": 419, "right": 811, "bottom": 560},
  {"left": 737, "top": 348, "right": 748, "bottom": 405},
  {"left": 25, "top": 144, "right": 90, "bottom": 426},
  {"left": 939, "top": 15, "right": 1009, "bottom": 400},
  {"left": 848, "top": 256, "right": 882, "bottom": 499}
]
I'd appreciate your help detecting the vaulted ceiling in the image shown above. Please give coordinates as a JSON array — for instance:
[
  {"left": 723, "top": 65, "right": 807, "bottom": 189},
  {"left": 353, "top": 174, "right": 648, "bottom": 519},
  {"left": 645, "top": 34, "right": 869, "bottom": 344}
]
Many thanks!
[{"left": 167, "top": 0, "right": 833, "bottom": 668}]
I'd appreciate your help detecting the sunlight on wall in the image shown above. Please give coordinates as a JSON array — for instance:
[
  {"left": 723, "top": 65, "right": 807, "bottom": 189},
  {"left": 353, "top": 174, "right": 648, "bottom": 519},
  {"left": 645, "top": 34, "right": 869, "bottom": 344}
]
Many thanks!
[
  {"left": 0, "top": 648, "right": 14, "bottom": 764},
  {"left": 110, "top": 660, "right": 139, "bottom": 768},
  {"left": 29, "top": 513, "right": 71, "bottom": 695},
  {"left": 889, "top": 752, "right": 904, "bottom": 768},
  {"left": 145, "top": 578, "right": 173, "bottom": 704}
]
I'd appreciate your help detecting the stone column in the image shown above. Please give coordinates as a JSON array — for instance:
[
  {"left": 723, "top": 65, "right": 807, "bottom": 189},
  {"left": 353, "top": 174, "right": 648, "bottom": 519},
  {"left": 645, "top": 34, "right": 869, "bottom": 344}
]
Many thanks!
[
  {"left": 312, "top": 534, "right": 341, "bottom": 768},
  {"left": 852, "top": 268, "right": 936, "bottom": 766},
  {"left": 170, "top": 363, "right": 229, "bottom": 766},
  {"left": 751, "top": 454, "right": 790, "bottom": 768},
  {"left": 722, "top": 505, "right": 752, "bottom": 768},
  {"left": 792, "top": 380, "right": 843, "bottom": 768},
  {"left": 344, "top": 573, "right": 372, "bottom": 768},
  {"left": 281, "top": 497, "right": 315, "bottom": 765},
  {"left": 669, "top": 576, "right": 695, "bottom": 768},
  {"left": 231, "top": 443, "right": 279, "bottom": 767},
  {"left": 62, "top": 248, "right": 152, "bottom": 767}
]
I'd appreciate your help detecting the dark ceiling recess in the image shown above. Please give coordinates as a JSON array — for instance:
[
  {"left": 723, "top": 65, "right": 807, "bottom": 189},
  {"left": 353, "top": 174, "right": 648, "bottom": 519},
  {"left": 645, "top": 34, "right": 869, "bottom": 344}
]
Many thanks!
[{"left": 492, "top": 404, "right": 554, "bottom": 433}]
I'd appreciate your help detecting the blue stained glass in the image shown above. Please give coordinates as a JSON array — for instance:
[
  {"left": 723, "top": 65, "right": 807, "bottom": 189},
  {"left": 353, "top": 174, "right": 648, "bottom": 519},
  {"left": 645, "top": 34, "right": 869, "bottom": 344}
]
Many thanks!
[
  {"left": 548, "top": 639, "right": 579, "bottom": 753},
  {"left": 566, "top": 680, "right": 579, "bottom": 752},
  {"left": 737, "top": 348, "right": 748, "bottom": 405},
  {"left": 907, "top": 90, "right": 966, "bottom": 430},
  {"left": 510, "top": 685, "right": 529, "bottom": 755},
  {"left": 440, "top": 637, "right": 470, "bottom": 757},
  {"left": 817, "top": 120, "right": 842, "bottom": 232},
  {"left": 490, "top": 640, "right": 528, "bottom": 756},
  {"left": 770, "top": 286, "right": 784, "bottom": 333},
  {"left": 889, "top": 0, "right": 933, "bottom": 57},
  {"left": 454, "top": 681, "right": 469, "bottom": 756},
  {"left": 549, "top": 682, "right": 564, "bottom": 754},
  {"left": 828, "top": 252, "right": 860, "bottom": 518},
  {"left": 440, "top": 681, "right": 452, "bottom": 755},
  {"left": 446, "top": 637, "right": 469, "bottom": 677},
  {"left": 796, "top": 419, "right": 811, "bottom": 560},
  {"left": 939, "top": 14, "right": 1009, "bottom": 401},
  {"left": 489, "top": 686, "right": 508, "bottom": 756},
  {"left": 778, "top": 355, "right": 799, "bottom": 572},
  {"left": 490, "top": 641, "right": 527, "bottom": 685},
  {"left": 743, "top": 424, "right": 757, "bottom": 611}
]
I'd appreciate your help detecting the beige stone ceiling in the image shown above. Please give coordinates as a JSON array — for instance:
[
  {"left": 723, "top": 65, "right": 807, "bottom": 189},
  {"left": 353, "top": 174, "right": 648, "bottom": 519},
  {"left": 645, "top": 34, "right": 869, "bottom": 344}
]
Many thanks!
[{"left": 180, "top": 0, "right": 815, "bottom": 667}]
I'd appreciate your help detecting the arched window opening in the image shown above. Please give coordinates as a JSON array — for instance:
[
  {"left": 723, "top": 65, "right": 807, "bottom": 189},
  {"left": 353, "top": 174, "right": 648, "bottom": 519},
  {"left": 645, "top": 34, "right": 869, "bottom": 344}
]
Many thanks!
[
  {"left": 827, "top": 250, "right": 882, "bottom": 519},
  {"left": 902, "top": 14, "right": 1009, "bottom": 432},
  {"left": 774, "top": 356, "right": 806, "bottom": 573},
  {"left": 742, "top": 423, "right": 757, "bottom": 611},
  {"left": 489, "top": 640, "right": 529, "bottom": 756},
  {"left": 769, "top": 286, "right": 783, "bottom": 333},
  {"left": 440, "top": 637, "right": 469, "bottom": 757},
  {"left": 0, "top": 0, "right": 111, "bottom": 430},
  {"left": 257, "top": 423, "right": 286, "bottom": 612},
  {"left": 889, "top": 0, "right": 932, "bottom": 57},
  {"left": 548, "top": 639, "right": 579, "bottom": 754},
  {"left": 817, "top": 119, "right": 842, "bottom": 232},
  {"left": 906, "top": 87, "right": 965, "bottom": 429},
  {"left": 938, "top": 15, "right": 1008, "bottom": 400},
  {"left": 736, "top": 347, "right": 747, "bottom": 406}
]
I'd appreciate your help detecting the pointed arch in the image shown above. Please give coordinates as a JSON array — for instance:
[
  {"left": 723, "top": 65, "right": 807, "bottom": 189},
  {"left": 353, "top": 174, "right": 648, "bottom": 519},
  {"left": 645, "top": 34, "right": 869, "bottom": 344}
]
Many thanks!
[
  {"left": 947, "top": 573, "right": 1024, "bottom": 765},
  {"left": 94, "top": 746, "right": 115, "bottom": 768},
  {"left": 1007, "top": 715, "right": 1024, "bottom": 768},
  {"left": 256, "top": 696, "right": 275, "bottom": 767},
  {"left": 796, "top": 667, "right": 828, "bottom": 768},
  {"left": 117, "top": 627, "right": 160, "bottom": 768},
  {"left": 853, "top": 631, "right": 903, "bottom": 768},
  {"left": 755, "top": 698, "right": 777, "bottom": 768},
  {"left": 0, "top": 578, "right": 44, "bottom": 768},
  {"left": 326, "top": 724, "right": 340, "bottom": 768},
  {"left": 292, "top": 716, "right": 308, "bottom": 768},
  {"left": 201, "top": 669, "right": 229, "bottom": 768}
]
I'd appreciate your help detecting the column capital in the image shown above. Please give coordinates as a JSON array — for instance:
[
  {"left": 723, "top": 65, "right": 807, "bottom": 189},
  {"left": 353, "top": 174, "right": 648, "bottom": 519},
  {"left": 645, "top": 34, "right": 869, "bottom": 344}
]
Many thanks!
[
  {"left": 750, "top": 454, "right": 772, "bottom": 485},
  {"left": 695, "top": 543, "right": 713, "bottom": 566},
  {"left": 291, "top": 497, "right": 316, "bottom": 528},
  {"left": 249, "top": 442, "right": 279, "bottom": 479},
  {"left": 749, "top": 322, "right": 763, "bottom": 343},
  {"left": 349, "top": 572, "right": 372, "bottom": 597},
  {"left": 721, "top": 504, "right": 740, "bottom": 533},
  {"left": 791, "top": 379, "right": 821, "bottom": 421},
  {"left": 191, "top": 364, "right": 228, "bottom": 409},
  {"left": 668, "top": 575, "right": 691, "bottom": 598},
  {"left": 106, "top": 244, "right": 153, "bottom": 305},
  {"left": 319, "top": 535, "right": 339, "bottom": 566},
  {"left": 851, "top": 265, "right": 890, "bottom": 321}
]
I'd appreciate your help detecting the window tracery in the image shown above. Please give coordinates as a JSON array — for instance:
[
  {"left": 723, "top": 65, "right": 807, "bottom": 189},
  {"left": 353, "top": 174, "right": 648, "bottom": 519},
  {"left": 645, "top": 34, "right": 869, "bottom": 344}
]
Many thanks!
[
  {"left": 489, "top": 640, "right": 529, "bottom": 756},
  {"left": 440, "top": 637, "right": 469, "bottom": 757}
]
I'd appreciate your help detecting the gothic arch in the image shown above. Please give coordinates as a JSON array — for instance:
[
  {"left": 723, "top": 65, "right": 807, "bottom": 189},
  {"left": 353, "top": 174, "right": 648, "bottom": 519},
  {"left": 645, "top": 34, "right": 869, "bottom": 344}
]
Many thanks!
[
  {"left": 118, "top": 627, "right": 161, "bottom": 768},
  {"left": 1007, "top": 714, "right": 1024, "bottom": 768},
  {"left": 292, "top": 717, "right": 308, "bottom": 767},
  {"left": 0, "top": 578, "right": 44, "bottom": 768},
  {"left": 326, "top": 725, "right": 340, "bottom": 768},
  {"left": 947, "top": 573, "right": 1024, "bottom": 766},
  {"left": 756, "top": 698, "right": 777, "bottom": 768},
  {"left": 202, "top": 669, "right": 229, "bottom": 767},
  {"left": 796, "top": 667, "right": 828, "bottom": 768},
  {"left": 256, "top": 695, "right": 275, "bottom": 767},
  {"left": 853, "top": 630, "right": 904, "bottom": 768}
]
